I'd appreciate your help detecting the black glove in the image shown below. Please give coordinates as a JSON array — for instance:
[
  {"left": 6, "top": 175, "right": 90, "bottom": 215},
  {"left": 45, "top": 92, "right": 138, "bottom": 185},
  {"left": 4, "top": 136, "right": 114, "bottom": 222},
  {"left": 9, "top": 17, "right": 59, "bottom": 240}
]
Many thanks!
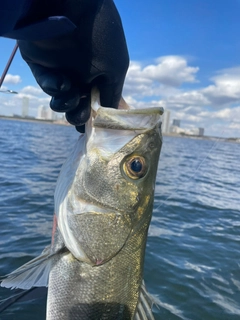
[{"left": 17, "top": 0, "right": 129, "bottom": 132}]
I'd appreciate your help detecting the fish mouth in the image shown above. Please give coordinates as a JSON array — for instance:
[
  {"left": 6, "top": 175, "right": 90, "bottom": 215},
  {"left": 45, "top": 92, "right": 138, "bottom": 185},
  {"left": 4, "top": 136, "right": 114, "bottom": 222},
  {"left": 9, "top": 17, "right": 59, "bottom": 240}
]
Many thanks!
[{"left": 91, "top": 88, "right": 164, "bottom": 132}]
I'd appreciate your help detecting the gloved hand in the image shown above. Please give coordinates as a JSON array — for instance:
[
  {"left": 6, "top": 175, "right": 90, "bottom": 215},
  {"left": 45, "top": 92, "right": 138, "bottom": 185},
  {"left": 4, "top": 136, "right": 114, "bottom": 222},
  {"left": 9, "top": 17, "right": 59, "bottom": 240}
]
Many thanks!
[{"left": 18, "top": 0, "right": 129, "bottom": 132}]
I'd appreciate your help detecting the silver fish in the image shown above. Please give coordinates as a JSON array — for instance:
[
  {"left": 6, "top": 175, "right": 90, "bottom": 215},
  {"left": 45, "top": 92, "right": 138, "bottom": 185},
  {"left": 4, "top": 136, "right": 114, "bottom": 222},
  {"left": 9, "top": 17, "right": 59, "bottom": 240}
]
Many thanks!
[{"left": 1, "top": 90, "right": 163, "bottom": 319}]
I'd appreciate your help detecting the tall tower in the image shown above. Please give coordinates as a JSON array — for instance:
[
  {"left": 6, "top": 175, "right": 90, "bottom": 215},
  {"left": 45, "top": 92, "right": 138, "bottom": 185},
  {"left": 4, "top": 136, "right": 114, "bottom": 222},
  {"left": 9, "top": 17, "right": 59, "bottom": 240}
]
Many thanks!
[
  {"left": 22, "top": 97, "right": 29, "bottom": 118},
  {"left": 172, "top": 119, "right": 180, "bottom": 127},
  {"left": 47, "top": 108, "right": 57, "bottom": 120},
  {"left": 37, "top": 105, "right": 48, "bottom": 119},
  {"left": 199, "top": 128, "right": 204, "bottom": 136},
  {"left": 162, "top": 109, "right": 171, "bottom": 134}
]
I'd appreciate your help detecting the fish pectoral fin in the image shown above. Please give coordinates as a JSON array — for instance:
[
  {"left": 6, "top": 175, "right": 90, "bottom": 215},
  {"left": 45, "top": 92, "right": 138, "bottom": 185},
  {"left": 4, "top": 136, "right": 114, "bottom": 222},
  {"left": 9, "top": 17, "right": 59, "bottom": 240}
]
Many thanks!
[
  {"left": 0, "top": 245, "right": 65, "bottom": 290},
  {"left": 134, "top": 281, "right": 158, "bottom": 320}
]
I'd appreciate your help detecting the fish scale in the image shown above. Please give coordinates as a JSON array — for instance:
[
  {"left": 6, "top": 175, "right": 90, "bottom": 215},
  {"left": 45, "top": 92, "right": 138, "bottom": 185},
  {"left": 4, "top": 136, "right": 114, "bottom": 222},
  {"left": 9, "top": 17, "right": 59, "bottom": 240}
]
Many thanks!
[{"left": 47, "top": 219, "right": 149, "bottom": 319}]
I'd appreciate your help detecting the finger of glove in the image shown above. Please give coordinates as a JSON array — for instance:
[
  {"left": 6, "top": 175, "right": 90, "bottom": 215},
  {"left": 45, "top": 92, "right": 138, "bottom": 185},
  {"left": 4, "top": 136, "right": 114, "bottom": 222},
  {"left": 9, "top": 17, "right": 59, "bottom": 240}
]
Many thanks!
[
  {"left": 98, "top": 80, "right": 123, "bottom": 109},
  {"left": 66, "top": 95, "right": 91, "bottom": 127},
  {"left": 50, "top": 88, "right": 82, "bottom": 113},
  {"left": 75, "top": 125, "right": 85, "bottom": 134},
  {"left": 27, "top": 62, "right": 71, "bottom": 96}
]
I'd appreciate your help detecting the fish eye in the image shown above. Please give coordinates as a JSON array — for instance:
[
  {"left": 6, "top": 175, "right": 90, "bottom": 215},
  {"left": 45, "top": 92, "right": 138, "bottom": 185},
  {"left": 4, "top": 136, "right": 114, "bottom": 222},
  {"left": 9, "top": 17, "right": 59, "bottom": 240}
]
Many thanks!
[{"left": 123, "top": 156, "right": 147, "bottom": 180}]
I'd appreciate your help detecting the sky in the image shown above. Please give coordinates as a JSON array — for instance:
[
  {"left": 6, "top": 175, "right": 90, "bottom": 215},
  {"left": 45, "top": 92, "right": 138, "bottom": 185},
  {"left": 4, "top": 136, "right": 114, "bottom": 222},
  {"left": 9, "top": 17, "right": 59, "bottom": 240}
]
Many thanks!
[{"left": 0, "top": 0, "right": 240, "bottom": 137}]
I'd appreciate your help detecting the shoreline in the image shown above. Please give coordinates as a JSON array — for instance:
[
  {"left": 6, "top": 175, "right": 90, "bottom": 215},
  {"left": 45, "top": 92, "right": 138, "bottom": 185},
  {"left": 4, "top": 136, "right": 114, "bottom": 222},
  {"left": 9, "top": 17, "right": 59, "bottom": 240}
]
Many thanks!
[
  {"left": 0, "top": 115, "right": 69, "bottom": 126},
  {"left": 1, "top": 115, "right": 239, "bottom": 143},
  {"left": 162, "top": 132, "right": 240, "bottom": 143}
]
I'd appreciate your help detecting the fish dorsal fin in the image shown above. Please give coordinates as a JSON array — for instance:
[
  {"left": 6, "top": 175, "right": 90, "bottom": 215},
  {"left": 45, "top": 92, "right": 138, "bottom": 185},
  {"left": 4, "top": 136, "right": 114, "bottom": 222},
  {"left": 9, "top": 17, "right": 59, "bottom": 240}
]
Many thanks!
[
  {"left": 0, "top": 246, "right": 64, "bottom": 290},
  {"left": 134, "top": 281, "right": 155, "bottom": 320}
]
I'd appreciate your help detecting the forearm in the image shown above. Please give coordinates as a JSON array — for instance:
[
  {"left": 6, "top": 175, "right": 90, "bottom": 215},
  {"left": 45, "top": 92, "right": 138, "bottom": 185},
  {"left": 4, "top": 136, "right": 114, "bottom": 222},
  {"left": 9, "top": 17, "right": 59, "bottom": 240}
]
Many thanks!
[
  {"left": 0, "top": 0, "right": 129, "bottom": 130},
  {"left": 0, "top": 0, "right": 101, "bottom": 39},
  {"left": 0, "top": 0, "right": 42, "bottom": 36}
]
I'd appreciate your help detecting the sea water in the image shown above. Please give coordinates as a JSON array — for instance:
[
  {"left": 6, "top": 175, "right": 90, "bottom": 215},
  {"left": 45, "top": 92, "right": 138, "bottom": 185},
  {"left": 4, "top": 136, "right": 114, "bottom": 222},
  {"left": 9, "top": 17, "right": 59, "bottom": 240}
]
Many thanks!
[{"left": 0, "top": 119, "right": 239, "bottom": 320}]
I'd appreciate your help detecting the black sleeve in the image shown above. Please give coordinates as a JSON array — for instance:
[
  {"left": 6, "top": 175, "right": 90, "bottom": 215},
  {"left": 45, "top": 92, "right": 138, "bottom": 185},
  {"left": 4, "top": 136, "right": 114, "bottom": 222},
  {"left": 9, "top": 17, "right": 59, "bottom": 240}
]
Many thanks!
[
  {"left": 0, "top": 0, "right": 101, "bottom": 41},
  {"left": 0, "top": 0, "right": 34, "bottom": 35}
]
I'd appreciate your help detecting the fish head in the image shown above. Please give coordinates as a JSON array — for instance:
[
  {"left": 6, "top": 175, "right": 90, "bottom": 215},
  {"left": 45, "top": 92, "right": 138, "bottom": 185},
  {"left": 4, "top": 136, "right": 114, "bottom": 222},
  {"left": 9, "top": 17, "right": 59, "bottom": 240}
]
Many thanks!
[{"left": 55, "top": 93, "right": 163, "bottom": 265}]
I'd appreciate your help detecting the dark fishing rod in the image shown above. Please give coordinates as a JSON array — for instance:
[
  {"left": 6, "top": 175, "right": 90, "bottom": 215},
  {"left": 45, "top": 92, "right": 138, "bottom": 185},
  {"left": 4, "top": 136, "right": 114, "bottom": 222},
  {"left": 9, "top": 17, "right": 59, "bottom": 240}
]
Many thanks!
[{"left": 0, "top": 42, "right": 18, "bottom": 89}]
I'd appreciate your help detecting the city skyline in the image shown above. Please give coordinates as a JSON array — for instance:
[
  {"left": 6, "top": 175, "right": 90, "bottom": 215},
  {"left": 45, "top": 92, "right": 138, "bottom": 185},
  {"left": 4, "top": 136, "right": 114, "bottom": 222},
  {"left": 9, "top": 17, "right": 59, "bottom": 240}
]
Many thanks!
[{"left": 162, "top": 111, "right": 205, "bottom": 137}]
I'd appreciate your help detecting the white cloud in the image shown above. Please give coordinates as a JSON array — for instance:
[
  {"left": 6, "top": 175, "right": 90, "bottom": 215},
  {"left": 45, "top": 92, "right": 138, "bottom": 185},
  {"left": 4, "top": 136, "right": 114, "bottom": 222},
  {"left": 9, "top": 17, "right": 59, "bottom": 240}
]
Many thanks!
[
  {"left": 21, "top": 86, "right": 43, "bottom": 95},
  {"left": 124, "top": 58, "right": 240, "bottom": 113},
  {"left": 162, "top": 91, "right": 209, "bottom": 110},
  {"left": 135, "top": 64, "right": 240, "bottom": 136},
  {"left": 16, "top": 86, "right": 51, "bottom": 104},
  {"left": 204, "top": 106, "right": 240, "bottom": 122},
  {"left": 143, "top": 56, "right": 199, "bottom": 86},
  {"left": 124, "top": 56, "right": 199, "bottom": 98},
  {"left": 4, "top": 74, "right": 21, "bottom": 84},
  {"left": 202, "top": 67, "right": 240, "bottom": 106},
  {"left": 0, "top": 85, "right": 8, "bottom": 91}
]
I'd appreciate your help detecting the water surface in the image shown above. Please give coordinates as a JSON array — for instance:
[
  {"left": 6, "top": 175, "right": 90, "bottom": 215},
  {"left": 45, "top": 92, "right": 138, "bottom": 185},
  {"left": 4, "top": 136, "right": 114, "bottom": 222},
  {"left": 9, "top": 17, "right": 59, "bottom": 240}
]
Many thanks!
[{"left": 0, "top": 119, "right": 239, "bottom": 319}]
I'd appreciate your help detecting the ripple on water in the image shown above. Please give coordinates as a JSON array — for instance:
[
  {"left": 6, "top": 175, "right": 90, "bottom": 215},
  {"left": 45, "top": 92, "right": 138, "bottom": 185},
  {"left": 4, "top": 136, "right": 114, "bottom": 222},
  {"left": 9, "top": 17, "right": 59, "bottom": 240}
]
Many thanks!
[{"left": 0, "top": 122, "right": 240, "bottom": 319}]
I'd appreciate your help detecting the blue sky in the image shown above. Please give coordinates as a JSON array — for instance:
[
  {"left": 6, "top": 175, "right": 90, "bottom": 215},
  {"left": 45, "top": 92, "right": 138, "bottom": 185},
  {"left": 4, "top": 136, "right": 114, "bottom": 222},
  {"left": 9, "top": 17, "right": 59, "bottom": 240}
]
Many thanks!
[{"left": 0, "top": 0, "right": 240, "bottom": 137}]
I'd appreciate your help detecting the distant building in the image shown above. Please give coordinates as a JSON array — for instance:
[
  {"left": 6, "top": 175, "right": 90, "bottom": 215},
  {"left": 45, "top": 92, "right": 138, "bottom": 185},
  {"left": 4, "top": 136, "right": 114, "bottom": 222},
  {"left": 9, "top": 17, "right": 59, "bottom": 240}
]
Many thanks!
[
  {"left": 22, "top": 97, "right": 29, "bottom": 118},
  {"left": 37, "top": 105, "right": 48, "bottom": 119},
  {"left": 47, "top": 108, "right": 54, "bottom": 120},
  {"left": 172, "top": 119, "right": 180, "bottom": 127},
  {"left": 162, "top": 109, "right": 171, "bottom": 134},
  {"left": 199, "top": 128, "right": 204, "bottom": 136},
  {"left": 47, "top": 108, "right": 58, "bottom": 121},
  {"left": 170, "top": 125, "right": 185, "bottom": 134},
  {"left": 37, "top": 106, "right": 58, "bottom": 120},
  {"left": 188, "top": 128, "right": 200, "bottom": 135}
]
